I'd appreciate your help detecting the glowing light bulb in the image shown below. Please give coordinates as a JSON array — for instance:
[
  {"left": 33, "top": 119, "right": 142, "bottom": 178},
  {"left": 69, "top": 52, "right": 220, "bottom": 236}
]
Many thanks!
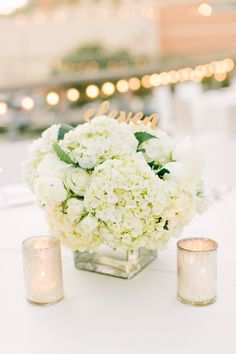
[
  {"left": 102, "top": 82, "right": 115, "bottom": 96},
  {"left": 160, "top": 72, "right": 171, "bottom": 85},
  {"left": 193, "top": 67, "right": 204, "bottom": 80},
  {"left": 67, "top": 88, "right": 80, "bottom": 102},
  {"left": 0, "top": 102, "right": 7, "bottom": 115},
  {"left": 198, "top": 3, "right": 212, "bottom": 16},
  {"left": 21, "top": 97, "right": 34, "bottom": 111},
  {"left": 204, "top": 64, "right": 213, "bottom": 77},
  {"left": 141, "top": 75, "right": 152, "bottom": 88},
  {"left": 214, "top": 72, "right": 227, "bottom": 82},
  {"left": 169, "top": 70, "right": 179, "bottom": 84},
  {"left": 86, "top": 85, "right": 99, "bottom": 99},
  {"left": 128, "top": 77, "right": 141, "bottom": 91},
  {"left": 150, "top": 73, "right": 161, "bottom": 87},
  {"left": 116, "top": 80, "right": 129, "bottom": 93},
  {"left": 46, "top": 92, "right": 60, "bottom": 106},
  {"left": 194, "top": 65, "right": 207, "bottom": 77},
  {"left": 214, "top": 62, "right": 225, "bottom": 74},
  {"left": 222, "top": 58, "right": 234, "bottom": 72},
  {"left": 192, "top": 73, "right": 203, "bottom": 83},
  {"left": 209, "top": 61, "right": 219, "bottom": 75},
  {"left": 185, "top": 67, "right": 194, "bottom": 80},
  {"left": 177, "top": 69, "right": 189, "bottom": 82}
]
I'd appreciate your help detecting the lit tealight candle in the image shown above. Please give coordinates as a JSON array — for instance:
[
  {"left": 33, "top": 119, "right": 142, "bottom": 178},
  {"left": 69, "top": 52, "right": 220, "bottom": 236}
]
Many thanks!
[
  {"left": 177, "top": 238, "right": 218, "bottom": 306},
  {"left": 22, "top": 236, "right": 64, "bottom": 305}
]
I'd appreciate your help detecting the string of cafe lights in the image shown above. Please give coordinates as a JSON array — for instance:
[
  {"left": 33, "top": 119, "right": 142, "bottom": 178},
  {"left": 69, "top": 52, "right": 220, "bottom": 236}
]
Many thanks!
[{"left": 0, "top": 57, "right": 234, "bottom": 115}]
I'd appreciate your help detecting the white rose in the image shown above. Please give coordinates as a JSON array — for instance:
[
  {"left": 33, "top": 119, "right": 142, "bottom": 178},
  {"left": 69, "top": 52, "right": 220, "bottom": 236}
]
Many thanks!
[
  {"left": 37, "top": 153, "right": 69, "bottom": 179},
  {"left": 76, "top": 214, "right": 99, "bottom": 235},
  {"left": 164, "top": 162, "right": 198, "bottom": 190},
  {"left": 141, "top": 131, "right": 174, "bottom": 165},
  {"left": 66, "top": 167, "right": 90, "bottom": 196},
  {"left": 66, "top": 198, "right": 85, "bottom": 223},
  {"left": 34, "top": 176, "right": 67, "bottom": 203},
  {"left": 172, "top": 137, "right": 203, "bottom": 171}
]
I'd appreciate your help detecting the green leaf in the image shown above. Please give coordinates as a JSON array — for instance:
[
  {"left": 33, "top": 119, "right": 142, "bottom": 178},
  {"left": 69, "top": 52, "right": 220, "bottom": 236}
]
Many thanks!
[
  {"left": 137, "top": 148, "right": 146, "bottom": 153},
  {"left": 78, "top": 212, "right": 89, "bottom": 224},
  {"left": 163, "top": 220, "right": 169, "bottom": 231},
  {"left": 53, "top": 143, "right": 75, "bottom": 165},
  {"left": 58, "top": 123, "right": 73, "bottom": 141},
  {"left": 196, "top": 191, "right": 204, "bottom": 198},
  {"left": 61, "top": 200, "right": 68, "bottom": 214},
  {"left": 148, "top": 161, "right": 162, "bottom": 171},
  {"left": 157, "top": 168, "right": 170, "bottom": 179},
  {"left": 148, "top": 161, "right": 170, "bottom": 179},
  {"left": 134, "top": 132, "right": 157, "bottom": 146}
]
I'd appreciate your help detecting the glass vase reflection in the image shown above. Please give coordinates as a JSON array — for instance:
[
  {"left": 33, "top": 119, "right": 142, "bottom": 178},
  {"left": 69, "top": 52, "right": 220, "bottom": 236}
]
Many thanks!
[{"left": 74, "top": 246, "right": 157, "bottom": 279}]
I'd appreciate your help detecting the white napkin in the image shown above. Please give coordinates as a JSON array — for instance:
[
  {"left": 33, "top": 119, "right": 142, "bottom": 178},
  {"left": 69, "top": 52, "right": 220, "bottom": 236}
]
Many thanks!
[{"left": 0, "top": 183, "right": 35, "bottom": 208}]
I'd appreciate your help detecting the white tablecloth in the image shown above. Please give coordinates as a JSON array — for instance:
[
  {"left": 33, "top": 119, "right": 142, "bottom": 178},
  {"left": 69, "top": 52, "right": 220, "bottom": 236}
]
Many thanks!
[{"left": 1, "top": 190, "right": 236, "bottom": 354}]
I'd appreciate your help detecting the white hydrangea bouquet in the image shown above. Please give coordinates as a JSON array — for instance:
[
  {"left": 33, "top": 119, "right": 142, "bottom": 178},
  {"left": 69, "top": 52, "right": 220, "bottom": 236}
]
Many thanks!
[{"left": 22, "top": 105, "right": 207, "bottom": 278}]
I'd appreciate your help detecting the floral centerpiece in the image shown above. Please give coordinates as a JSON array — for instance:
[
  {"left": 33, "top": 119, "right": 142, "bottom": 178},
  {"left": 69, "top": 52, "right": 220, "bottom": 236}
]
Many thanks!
[{"left": 22, "top": 112, "right": 207, "bottom": 278}]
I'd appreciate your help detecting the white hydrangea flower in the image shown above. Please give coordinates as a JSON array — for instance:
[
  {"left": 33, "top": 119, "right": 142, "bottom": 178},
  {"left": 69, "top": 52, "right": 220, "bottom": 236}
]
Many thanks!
[
  {"left": 84, "top": 154, "right": 170, "bottom": 250},
  {"left": 163, "top": 185, "right": 196, "bottom": 237},
  {"left": 44, "top": 201, "right": 102, "bottom": 252},
  {"left": 22, "top": 124, "right": 60, "bottom": 189},
  {"left": 45, "top": 201, "right": 74, "bottom": 234},
  {"left": 59, "top": 116, "right": 138, "bottom": 169},
  {"left": 22, "top": 117, "right": 207, "bottom": 253}
]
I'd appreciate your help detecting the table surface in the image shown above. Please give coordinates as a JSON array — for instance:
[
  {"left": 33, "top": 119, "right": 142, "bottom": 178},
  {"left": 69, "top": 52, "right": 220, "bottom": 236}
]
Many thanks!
[{"left": 1, "top": 187, "right": 236, "bottom": 354}]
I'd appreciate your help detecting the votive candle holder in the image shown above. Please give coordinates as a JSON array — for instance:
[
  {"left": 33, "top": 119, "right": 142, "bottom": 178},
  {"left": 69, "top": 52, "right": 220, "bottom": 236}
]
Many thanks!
[
  {"left": 177, "top": 238, "right": 218, "bottom": 306},
  {"left": 22, "top": 236, "right": 64, "bottom": 305}
]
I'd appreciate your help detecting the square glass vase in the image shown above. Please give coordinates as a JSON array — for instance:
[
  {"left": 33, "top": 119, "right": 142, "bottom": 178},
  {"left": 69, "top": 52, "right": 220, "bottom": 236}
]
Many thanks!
[{"left": 74, "top": 246, "right": 157, "bottom": 279}]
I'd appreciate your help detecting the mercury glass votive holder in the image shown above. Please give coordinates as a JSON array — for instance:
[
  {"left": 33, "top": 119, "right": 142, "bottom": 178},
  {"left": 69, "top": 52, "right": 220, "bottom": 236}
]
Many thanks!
[
  {"left": 22, "top": 236, "right": 64, "bottom": 305},
  {"left": 177, "top": 238, "right": 218, "bottom": 306}
]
